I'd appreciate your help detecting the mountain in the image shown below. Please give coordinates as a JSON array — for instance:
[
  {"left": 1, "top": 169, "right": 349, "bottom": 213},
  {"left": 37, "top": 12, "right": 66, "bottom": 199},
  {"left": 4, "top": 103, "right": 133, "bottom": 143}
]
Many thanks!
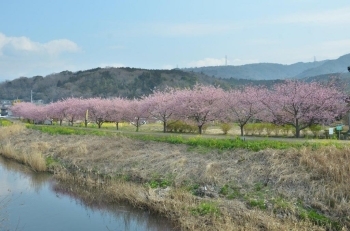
[
  {"left": 296, "top": 54, "right": 350, "bottom": 78},
  {"left": 182, "top": 53, "right": 350, "bottom": 80},
  {"left": 0, "top": 67, "right": 227, "bottom": 103},
  {"left": 182, "top": 61, "right": 326, "bottom": 80}
]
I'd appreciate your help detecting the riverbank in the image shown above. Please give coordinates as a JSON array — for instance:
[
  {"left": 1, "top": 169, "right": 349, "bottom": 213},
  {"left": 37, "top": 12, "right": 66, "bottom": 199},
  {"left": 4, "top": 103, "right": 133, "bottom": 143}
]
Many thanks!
[{"left": 1, "top": 124, "right": 349, "bottom": 230}]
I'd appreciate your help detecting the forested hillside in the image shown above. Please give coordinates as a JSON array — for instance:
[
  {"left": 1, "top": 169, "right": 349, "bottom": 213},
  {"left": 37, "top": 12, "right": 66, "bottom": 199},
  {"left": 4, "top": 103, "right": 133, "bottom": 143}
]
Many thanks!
[
  {"left": 0, "top": 67, "right": 226, "bottom": 102},
  {"left": 1, "top": 66, "right": 349, "bottom": 103}
]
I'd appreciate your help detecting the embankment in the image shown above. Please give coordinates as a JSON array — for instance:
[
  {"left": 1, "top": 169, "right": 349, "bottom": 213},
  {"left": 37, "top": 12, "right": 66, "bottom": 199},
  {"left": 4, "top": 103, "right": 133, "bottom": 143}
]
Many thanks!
[{"left": 1, "top": 125, "right": 349, "bottom": 230}]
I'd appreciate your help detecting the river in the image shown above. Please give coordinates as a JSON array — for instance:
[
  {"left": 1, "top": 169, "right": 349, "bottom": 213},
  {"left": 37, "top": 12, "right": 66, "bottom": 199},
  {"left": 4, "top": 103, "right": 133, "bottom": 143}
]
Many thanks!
[{"left": 0, "top": 157, "right": 177, "bottom": 231}]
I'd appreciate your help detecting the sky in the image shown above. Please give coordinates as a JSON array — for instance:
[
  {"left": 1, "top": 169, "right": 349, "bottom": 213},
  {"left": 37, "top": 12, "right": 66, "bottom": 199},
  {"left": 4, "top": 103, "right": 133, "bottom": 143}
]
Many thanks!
[{"left": 0, "top": 0, "right": 350, "bottom": 81}]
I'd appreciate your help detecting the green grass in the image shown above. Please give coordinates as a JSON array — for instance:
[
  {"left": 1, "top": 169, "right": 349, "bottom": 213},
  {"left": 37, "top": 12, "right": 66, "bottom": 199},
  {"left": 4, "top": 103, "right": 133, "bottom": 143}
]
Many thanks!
[
  {"left": 148, "top": 179, "right": 172, "bottom": 188},
  {"left": 294, "top": 200, "right": 341, "bottom": 230},
  {"left": 299, "top": 208, "right": 341, "bottom": 230},
  {"left": 26, "top": 124, "right": 113, "bottom": 136},
  {"left": 26, "top": 124, "right": 346, "bottom": 152},
  {"left": 131, "top": 134, "right": 313, "bottom": 151},
  {"left": 0, "top": 118, "right": 13, "bottom": 126},
  {"left": 191, "top": 202, "right": 220, "bottom": 216}
]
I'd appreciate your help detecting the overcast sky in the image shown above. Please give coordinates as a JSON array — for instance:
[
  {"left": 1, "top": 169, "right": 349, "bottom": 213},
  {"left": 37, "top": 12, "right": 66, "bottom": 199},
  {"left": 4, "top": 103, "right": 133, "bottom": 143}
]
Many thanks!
[{"left": 0, "top": 0, "right": 350, "bottom": 81}]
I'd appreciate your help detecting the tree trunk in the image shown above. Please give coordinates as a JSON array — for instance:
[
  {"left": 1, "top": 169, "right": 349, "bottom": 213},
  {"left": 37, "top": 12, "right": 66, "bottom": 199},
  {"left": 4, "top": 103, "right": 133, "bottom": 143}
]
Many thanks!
[
  {"left": 163, "top": 121, "right": 167, "bottom": 133},
  {"left": 295, "top": 127, "right": 300, "bottom": 138},
  {"left": 85, "top": 119, "right": 88, "bottom": 128},
  {"left": 116, "top": 122, "right": 119, "bottom": 130},
  {"left": 59, "top": 119, "right": 62, "bottom": 126},
  {"left": 240, "top": 125, "right": 244, "bottom": 136},
  {"left": 198, "top": 125, "right": 202, "bottom": 134},
  {"left": 295, "top": 119, "right": 300, "bottom": 138}
]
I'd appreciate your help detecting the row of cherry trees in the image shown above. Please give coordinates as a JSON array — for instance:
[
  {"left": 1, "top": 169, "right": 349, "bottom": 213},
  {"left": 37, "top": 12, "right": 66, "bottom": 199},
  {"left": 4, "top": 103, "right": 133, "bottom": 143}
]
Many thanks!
[{"left": 11, "top": 80, "right": 348, "bottom": 138}]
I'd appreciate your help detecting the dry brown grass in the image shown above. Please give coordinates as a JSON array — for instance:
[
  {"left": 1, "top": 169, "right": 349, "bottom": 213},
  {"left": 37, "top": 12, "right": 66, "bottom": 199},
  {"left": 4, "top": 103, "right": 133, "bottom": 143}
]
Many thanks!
[
  {"left": 0, "top": 142, "right": 17, "bottom": 160},
  {"left": 0, "top": 141, "right": 47, "bottom": 172},
  {"left": 26, "top": 151, "right": 47, "bottom": 172},
  {"left": 300, "top": 146, "right": 350, "bottom": 184},
  {"left": 0, "top": 124, "right": 25, "bottom": 139}
]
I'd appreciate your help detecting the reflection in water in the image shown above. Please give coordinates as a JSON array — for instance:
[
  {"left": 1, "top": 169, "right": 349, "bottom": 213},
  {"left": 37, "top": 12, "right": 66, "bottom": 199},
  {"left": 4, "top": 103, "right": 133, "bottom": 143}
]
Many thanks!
[{"left": 0, "top": 157, "right": 177, "bottom": 231}]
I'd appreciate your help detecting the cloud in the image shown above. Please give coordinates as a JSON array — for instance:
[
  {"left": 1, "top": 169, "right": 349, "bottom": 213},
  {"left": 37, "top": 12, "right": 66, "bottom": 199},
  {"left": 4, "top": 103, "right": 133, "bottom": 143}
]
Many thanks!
[
  {"left": 0, "top": 33, "right": 79, "bottom": 56},
  {"left": 43, "top": 39, "right": 80, "bottom": 55},
  {"left": 0, "top": 33, "right": 80, "bottom": 80}
]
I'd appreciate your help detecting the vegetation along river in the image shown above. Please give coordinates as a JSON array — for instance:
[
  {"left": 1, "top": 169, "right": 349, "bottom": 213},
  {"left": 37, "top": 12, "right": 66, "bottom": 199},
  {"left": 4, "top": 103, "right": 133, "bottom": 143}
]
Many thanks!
[{"left": 0, "top": 156, "right": 177, "bottom": 231}]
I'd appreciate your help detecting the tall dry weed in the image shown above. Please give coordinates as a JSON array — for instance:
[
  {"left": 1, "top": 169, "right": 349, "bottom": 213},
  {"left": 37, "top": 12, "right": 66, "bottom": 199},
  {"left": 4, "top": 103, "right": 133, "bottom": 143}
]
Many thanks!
[
  {"left": 0, "top": 142, "right": 17, "bottom": 159},
  {"left": 0, "top": 141, "right": 47, "bottom": 172},
  {"left": 26, "top": 151, "right": 47, "bottom": 172},
  {"left": 299, "top": 146, "right": 350, "bottom": 184},
  {"left": 0, "top": 124, "right": 25, "bottom": 139}
]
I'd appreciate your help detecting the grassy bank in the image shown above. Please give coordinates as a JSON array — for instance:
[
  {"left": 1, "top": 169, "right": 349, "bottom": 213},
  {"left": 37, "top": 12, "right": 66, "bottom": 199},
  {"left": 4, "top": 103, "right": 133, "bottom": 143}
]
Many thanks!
[
  {"left": 26, "top": 124, "right": 345, "bottom": 151},
  {"left": 0, "top": 125, "right": 47, "bottom": 172},
  {"left": 1, "top": 124, "right": 350, "bottom": 230}
]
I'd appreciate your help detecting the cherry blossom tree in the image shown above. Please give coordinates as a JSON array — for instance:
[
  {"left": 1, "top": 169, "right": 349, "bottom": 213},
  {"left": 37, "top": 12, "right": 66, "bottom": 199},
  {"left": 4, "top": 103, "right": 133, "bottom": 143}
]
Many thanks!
[
  {"left": 223, "top": 86, "right": 266, "bottom": 136},
  {"left": 123, "top": 99, "right": 149, "bottom": 132},
  {"left": 85, "top": 98, "right": 111, "bottom": 128},
  {"left": 60, "top": 98, "right": 87, "bottom": 126},
  {"left": 46, "top": 101, "right": 66, "bottom": 125},
  {"left": 107, "top": 97, "right": 127, "bottom": 130},
  {"left": 11, "top": 102, "right": 48, "bottom": 122},
  {"left": 11, "top": 102, "right": 32, "bottom": 119},
  {"left": 178, "top": 84, "right": 225, "bottom": 134},
  {"left": 142, "top": 88, "right": 180, "bottom": 133},
  {"left": 262, "top": 80, "right": 348, "bottom": 138}
]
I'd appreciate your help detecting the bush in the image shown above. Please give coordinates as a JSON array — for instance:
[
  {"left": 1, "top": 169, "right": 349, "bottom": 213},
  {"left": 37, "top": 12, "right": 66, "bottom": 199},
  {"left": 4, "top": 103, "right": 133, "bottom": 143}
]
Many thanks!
[
  {"left": 309, "top": 124, "right": 322, "bottom": 138},
  {"left": 166, "top": 120, "right": 197, "bottom": 133},
  {"left": 282, "top": 125, "right": 293, "bottom": 136},
  {"left": 220, "top": 123, "right": 232, "bottom": 135}
]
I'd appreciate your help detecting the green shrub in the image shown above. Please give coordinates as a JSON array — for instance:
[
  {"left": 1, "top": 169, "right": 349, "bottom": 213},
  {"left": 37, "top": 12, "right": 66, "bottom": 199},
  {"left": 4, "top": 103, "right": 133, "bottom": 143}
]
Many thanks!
[
  {"left": 220, "top": 123, "right": 232, "bottom": 135},
  {"left": 282, "top": 125, "right": 293, "bottom": 136},
  {"left": 309, "top": 124, "right": 322, "bottom": 138},
  {"left": 244, "top": 124, "right": 253, "bottom": 135},
  {"left": 273, "top": 125, "right": 281, "bottom": 136},
  {"left": 166, "top": 120, "right": 197, "bottom": 133},
  {"left": 263, "top": 123, "right": 274, "bottom": 136}
]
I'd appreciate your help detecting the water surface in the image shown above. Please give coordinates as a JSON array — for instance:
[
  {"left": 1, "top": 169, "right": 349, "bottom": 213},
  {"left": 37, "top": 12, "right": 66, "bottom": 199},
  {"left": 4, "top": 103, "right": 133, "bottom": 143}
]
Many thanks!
[{"left": 0, "top": 157, "right": 176, "bottom": 231}]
